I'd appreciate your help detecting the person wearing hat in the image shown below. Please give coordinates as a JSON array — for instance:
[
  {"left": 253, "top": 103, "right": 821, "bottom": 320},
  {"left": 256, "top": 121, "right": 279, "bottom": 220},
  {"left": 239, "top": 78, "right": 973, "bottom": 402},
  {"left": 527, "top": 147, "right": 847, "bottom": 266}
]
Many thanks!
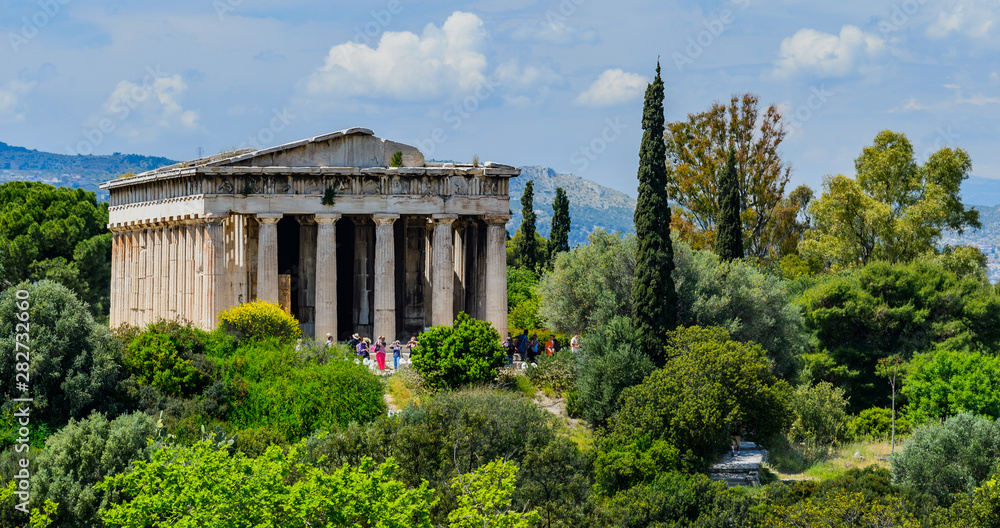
[
  {"left": 325, "top": 333, "right": 334, "bottom": 347},
  {"left": 348, "top": 333, "right": 360, "bottom": 349}
]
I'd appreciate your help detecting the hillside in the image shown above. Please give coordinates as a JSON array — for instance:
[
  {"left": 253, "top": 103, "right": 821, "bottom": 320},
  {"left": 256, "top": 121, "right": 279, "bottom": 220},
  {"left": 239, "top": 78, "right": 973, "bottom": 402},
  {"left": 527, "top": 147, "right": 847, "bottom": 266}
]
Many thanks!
[{"left": 509, "top": 166, "right": 636, "bottom": 247}]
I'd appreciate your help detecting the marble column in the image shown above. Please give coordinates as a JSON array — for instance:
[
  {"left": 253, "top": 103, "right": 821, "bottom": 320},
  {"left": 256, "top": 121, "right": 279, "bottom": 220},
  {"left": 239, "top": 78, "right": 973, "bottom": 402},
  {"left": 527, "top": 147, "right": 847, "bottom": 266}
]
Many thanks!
[
  {"left": 168, "top": 225, "right": 178, "bottom": 317},
  {"left": 203, "top": 215, "right": 227, "bottom": 329},
  {"left": 373, "top": 214, "right": 399, "bottom": 343},
  {"left": 184, "top": 221, "right": 196, "bottom": 323},
  {"left": 160, "top": 225, "right": 169, "bottom": 319},
  {"left": 485, "top": 215, "right": 510, "bottom": 335},
  {"left": 110, "top": 231, "right": 120, "bottom": 327},
  {"left": 298, "top": 216, "right": 317, "bottom": 335},
  {"left": 129, "top": 229, "right": 138, "bottom": 327},
  {"left": 431, "top": 214, "right": 458, "bottom": 326},
  {"left": 314, "top": 214, "right": 341, "bottom": 342},
  {"left": 256, "top": 214, "right": 282, "bottom": 303}
]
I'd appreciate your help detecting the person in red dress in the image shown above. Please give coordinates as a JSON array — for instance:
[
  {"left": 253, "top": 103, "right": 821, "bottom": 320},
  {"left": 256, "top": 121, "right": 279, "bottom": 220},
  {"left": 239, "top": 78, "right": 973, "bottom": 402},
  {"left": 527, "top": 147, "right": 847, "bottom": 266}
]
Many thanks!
[{"left": 375, "top": 336, "right": 387, "bottom": 370}]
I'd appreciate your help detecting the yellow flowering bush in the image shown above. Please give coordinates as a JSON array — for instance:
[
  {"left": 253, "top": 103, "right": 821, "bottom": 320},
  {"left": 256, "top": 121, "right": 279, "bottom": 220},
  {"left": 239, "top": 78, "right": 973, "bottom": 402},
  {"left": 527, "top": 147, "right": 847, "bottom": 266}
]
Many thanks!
[{"left": 218, "top": 300, "right": 300, "bottom": 341}]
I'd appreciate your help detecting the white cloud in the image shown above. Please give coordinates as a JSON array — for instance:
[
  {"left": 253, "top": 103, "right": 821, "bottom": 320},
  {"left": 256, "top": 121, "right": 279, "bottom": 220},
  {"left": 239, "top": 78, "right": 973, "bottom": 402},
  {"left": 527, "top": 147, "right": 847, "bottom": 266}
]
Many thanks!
[
  {"left": 494, "top": 60, "right": 562, "bottom": 92},
  {"left": 890, "top": 84, "right": 1000, "bottom": 113},
  {"left": 0, "top": 80, "right": 37, "bottom": 122},
  {"left": 510, "top": 19, "right": 598, "bottom": 45},
  {"left": 773, "top": 25, "right": 885, "bottom": 79},
  {"left": 927, "top": 0, "right": 995, "bottom": 39},
  {"left": 303, "top": 11, "right": 489, "bottom": 102},
  {"left": 575, "top": 69, "right": 647, "bottom": 107},
  {"left": 102, "top": 74, "right": 199, "bottom": 130},
  {"left": 945, "top": 84, "right": 1000, "bottom": 105}
]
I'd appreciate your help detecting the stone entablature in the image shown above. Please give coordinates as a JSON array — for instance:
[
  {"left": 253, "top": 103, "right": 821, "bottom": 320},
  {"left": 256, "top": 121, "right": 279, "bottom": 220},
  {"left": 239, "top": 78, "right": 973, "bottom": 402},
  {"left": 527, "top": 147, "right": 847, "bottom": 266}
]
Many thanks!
[{"left": 100, "top": 128, "right": 516, "bottom": 343}]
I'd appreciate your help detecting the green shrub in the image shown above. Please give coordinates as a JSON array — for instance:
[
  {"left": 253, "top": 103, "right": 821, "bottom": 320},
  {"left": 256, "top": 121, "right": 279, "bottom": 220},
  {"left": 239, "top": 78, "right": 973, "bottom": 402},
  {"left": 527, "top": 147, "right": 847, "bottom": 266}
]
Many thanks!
[
  {"left": 411, "top": 312, "right": 505, "bottom": 390},
  {"left": 125, "top": 333, "right": 205, "bottom": 396},
  {"left": 0, "top": 280, "right": 125, "bottom": 427},
  {"left": 524, "top": 348, "right": 575, "bottom": 396},
  {"left": 848, "top": 408, "right": 911, "bottom": 441},
  {"left": 218, "top": 338, "right": 385, "bottom": 439},
  {"left": 572, "top": 316, "right": 654, "bottom": 426},
  {"left": 29, "top": 412, "right": 156, "bottom": 528},
  {"left": 788, "top": 382, "right": 849, "bottom": 447},
  {"left": 891, "top": 412, "right": 1000, "bottom": 504},
  {"left": 903, "top": 349, "right": 1000, "bottom": 423},
  {"left": 232, "top": 425, "right": 288, "bottom": 458},
  {"left": 217, "top": 300, "right": 300, "bottom": 341}
]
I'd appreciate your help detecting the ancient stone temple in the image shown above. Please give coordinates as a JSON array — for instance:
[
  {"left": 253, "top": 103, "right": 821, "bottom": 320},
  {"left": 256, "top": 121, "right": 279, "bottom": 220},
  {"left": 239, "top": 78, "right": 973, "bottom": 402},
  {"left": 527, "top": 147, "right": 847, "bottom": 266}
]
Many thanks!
[{"left": 100, "top": 128, "right": 517, "bottom": 342}]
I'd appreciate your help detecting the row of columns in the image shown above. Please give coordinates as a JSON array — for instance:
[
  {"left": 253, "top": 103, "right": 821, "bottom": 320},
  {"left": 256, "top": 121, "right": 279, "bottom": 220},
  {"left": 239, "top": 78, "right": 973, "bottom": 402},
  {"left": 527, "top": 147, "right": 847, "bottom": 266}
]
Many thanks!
[
  {"left": 109, "top": 212, "right": 510, "bottom": 342},
  {"left": 110, "top": 215, "right": 228, "bottom": 329}
]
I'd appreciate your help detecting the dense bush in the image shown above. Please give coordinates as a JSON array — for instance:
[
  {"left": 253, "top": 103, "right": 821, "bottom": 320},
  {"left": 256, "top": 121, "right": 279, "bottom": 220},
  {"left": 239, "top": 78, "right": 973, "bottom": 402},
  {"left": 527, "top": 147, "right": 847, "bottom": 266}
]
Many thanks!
[
  {"left": 891, "top": 413, "right": 1000, "bottom": 504},
  {"left": 797, "top": 258, "right": 1000, "bottom": 411},
  {"left": 787, "top": 382, "right": 849, "bottom": 447},
  {"left": 938, "top": 469, "right": 1000, "bottom": 527},
  {"left": 410, "top": 312, "right": 505, "bottom": 390},
  {"left": 217, "top": 300, "right": 300, "bottom": 341},
  {"left": 507, "top": 267, "right": 544, "bottom": 329},
  {"left": 847, "top": 407, "right": 911, "bottom": 441},
  {"left": 902, "top": 349, "right": 1000, "bottom": 422},
  {"left": 124, "top": 333, "right": 205, "bottom": 396},
  {"left": 572, "top": 316, "right": 654, "bottom": 426},
  {"left": 524, "top": 348, "right": 575, "bottom": 396},
  {"left": 216, "top": 338, "right": 385, "bottom": 439},
  {"left": 97, "top": 441, "right": 436, "bottom": 528},
  {"left": 0, "top": 280, "right": 125, "bottom": 426},
  {"left": 29, "top": 412, "right": 155, "bottom": 528},
  {"left": 0, "top": 182, "right": 112, "bottom": 315},
  {"left": 609, "top": 326, "right": 791, "bottom": 469},
  {"left": 673, "top": 240, "right": 807, "bottom": 377}
]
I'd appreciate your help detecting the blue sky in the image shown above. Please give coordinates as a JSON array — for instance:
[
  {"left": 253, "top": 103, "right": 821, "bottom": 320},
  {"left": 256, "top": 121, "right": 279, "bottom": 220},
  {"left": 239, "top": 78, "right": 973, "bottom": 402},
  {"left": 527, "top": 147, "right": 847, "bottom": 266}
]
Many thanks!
[{"left": 1, "top": 0, "right": 998, "bottom": 197}]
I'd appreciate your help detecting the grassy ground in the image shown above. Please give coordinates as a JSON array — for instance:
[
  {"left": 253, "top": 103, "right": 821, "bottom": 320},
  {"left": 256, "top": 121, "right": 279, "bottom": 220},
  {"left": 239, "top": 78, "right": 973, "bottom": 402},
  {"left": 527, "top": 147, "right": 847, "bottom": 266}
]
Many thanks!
[{"left": 767, "top": 438, "right": 900, "bottom": 481}]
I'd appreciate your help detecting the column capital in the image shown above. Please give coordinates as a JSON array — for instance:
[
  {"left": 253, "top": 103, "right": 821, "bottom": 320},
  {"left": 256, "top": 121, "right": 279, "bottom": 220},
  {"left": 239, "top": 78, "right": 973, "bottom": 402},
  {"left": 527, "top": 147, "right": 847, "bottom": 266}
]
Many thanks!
[
  {"left": 315, "top": 213, "right": 342, "bottom": 224},
  {"left": 257, "top": 213, "right": 283, "bottom": 224},
  {"left": 483, "top": 215, "right": 512, "bottom": 226},
  {"left": 373, "top": 213, "right": 400, "bottom": 225},
  {"left": 202, "top": 213, "right": 229, "bottom": 226},
  {"left": 432, "top": 214, "right": 459, "bottom": 226}
]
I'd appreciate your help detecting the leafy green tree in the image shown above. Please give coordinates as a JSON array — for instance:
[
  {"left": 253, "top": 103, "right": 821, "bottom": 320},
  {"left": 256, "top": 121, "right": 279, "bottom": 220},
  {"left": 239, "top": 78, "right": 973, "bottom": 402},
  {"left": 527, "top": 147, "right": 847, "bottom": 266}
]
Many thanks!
[
  {"left": 448, "top": 459, "right": 540, "bottom": 528},
  {"left": 876, "top": 354, "right": 905, "bottom": 453},
  {"left": 572, "top": 316, "right": 654, "bottom": 427},
  {"left": 787, "top": 382, "right": 849, "bottom": 448},
  {"left": 902, "top": 349, "right": 1000, "bottom": 423},
  {"left": 0, "top": 481, "right": 57, "bottom": 528},
  {"left": 891, "top": 413, "right": 1000, "bottom": 504},
  {"left": 765, "top": 489, "right": 921, "bottom": 527},
  {"left": 507, "top": 268, "right": 544, "bottom": 330},
  {"left": 547, "top": 187, "right": 571, "bottom": 265},
  {"left": 411, "top": 313, "right": 505, "bottom": 390},
  {"left": 715, "top": 147, "right": 744, "bottom": 261},
  {"left": 609, "top": 326, "right": 791, "bottom": 469},
  {"left": 796, "top": 258, "right": 1000, "bottom": 411},
  {"left": 513, "top": 180, "right": 543, "bottom": 271},
  {"left": 664, "top": 93, "right": 793, "bottom": 261},
  {"left": 847, "top": 408, "right": 911, "bottom": 442},
  {"left": 0, "top": 280, "right": 125, "bottom": 426},
  {"left": 0, "top": 182, "right": 112, "bottom": 315},
  {"left": 538, "top": 230, "right": 636, "bottom": 334},
  {"left": 29, "top": 412, "right": 155, "bottom": 528},
  {"left": 939, "top": 470, "right": 1000, "bottom": 527},
  {"left": 97, "top": 442, "right": 436, "bottom": 528},
  {"left": 124, "top": 333, "right": 205, "bottom": 396},
  {"left": 631, "top": 62, "right": 677, "bottom": 365},
  {"left": 800, "top": 130, "right": 980, "bottom": 267}
]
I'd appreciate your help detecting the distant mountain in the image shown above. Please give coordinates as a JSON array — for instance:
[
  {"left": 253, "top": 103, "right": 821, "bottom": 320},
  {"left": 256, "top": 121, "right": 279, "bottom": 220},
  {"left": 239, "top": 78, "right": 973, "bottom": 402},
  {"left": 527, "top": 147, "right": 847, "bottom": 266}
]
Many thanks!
[
  {"left": 509, "top": 166, "right": 636, "bottom": 247},
  {"left": 961, "top": 176, "right": 1000, "bottom": 208},
  {"left": 0, "top": 141, "right": 176, "bottom": 176}
]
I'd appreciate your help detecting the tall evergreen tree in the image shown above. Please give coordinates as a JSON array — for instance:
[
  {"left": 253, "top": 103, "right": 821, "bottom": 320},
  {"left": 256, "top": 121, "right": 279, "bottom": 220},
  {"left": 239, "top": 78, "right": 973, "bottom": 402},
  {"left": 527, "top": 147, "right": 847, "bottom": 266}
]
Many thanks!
[
  {"left": 514, "top": 180, "right": 540, "bottom": 270},
  {"left": 548, "top": 187, "right": 571, "bottom": 264},
  {"left": 715, "top": 147, "right": 744, "bottom": 261},
  {"left": 630, "top": 62, "right": 677, "bottom": 367}
]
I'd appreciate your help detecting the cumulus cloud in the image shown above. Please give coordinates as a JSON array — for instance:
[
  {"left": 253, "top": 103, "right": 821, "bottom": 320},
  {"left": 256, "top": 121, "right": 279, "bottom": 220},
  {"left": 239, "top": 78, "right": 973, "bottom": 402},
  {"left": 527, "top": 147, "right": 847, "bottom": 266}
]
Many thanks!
[
  {"left": 303, "top": 11, "right": 490, "bottom": 101},
  {"left": 773, "top": 25, "right": 885, "bottom": 78},
  {"left": 927, "top": 0, "right": 995, "bottom": 39},
  {"left": 102, "top": 74, "right": 199, "bottom": 130},
  {"left": 494, "top": 60, "right": 562, "bottom": 92},
  {"left": 575, "top": 69, "right": 647, "bottom": 107},
  {"left": 0, "top": 80, "right": 37, "bottom": 122}
]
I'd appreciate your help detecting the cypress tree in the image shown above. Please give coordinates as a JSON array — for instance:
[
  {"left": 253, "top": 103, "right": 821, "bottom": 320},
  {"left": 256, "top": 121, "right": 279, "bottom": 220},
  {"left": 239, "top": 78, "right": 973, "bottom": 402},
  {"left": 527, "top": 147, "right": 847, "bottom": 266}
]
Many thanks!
[
  {"left": 715, "top": 147, "right": 744, "bottom": 261},
  {"left": 514, "top": 180, "right": 539, "bottom": 270},
  {"left": 548, "top": 187, "right": 571, "bottom": 264},
  {"left": 630, "top": 61, "right": 677, "bottom": 367}
]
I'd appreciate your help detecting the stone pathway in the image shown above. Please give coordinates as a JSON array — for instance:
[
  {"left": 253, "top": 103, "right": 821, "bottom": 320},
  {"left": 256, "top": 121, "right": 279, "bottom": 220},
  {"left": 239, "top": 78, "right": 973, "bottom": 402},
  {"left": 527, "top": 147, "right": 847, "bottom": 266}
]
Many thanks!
[{"left": 709, "top": 442, "right": 768, "bottom": 487}]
